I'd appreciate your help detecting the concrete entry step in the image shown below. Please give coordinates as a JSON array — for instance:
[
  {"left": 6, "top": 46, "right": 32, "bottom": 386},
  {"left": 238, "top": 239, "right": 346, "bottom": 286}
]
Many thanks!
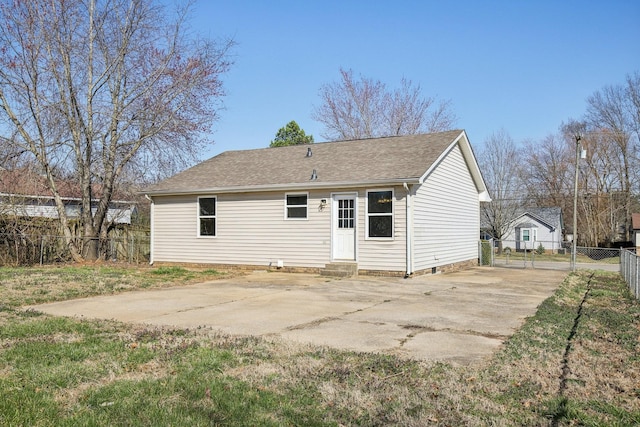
[{"left": 321, "top": 262, "right": 358, "bottom": 278}]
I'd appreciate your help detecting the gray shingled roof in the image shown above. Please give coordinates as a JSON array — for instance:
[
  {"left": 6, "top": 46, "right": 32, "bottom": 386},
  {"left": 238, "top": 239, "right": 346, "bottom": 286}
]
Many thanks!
[
  {"left": 510, "top": 207, "right": 564, "bottom": 230},
  {"left": 145, "top": 130, "right": 472, "bottom": 195},
  {"left": 522, "top": 207, "right": 564, "bottom": 230},
  {"left": 481, "top": 207, "right": 564, "bottom": 231}
]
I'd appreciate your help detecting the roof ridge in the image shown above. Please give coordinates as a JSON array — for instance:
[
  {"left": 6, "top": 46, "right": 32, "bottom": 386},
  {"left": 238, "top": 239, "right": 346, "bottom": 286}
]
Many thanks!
[{"left": 216, "top": 129, "right": 465, "bottom": 155}]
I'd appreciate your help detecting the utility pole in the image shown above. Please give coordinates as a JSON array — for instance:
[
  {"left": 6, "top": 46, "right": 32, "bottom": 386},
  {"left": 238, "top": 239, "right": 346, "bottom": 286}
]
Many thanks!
[{"left": 571, "top": 134, "right": 581, "bottom": 272}]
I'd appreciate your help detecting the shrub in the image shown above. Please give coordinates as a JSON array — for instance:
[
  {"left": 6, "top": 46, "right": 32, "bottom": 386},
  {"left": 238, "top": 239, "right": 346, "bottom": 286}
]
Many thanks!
[{"left": 536, "top": 243, "right": 546, "bottom": 255}]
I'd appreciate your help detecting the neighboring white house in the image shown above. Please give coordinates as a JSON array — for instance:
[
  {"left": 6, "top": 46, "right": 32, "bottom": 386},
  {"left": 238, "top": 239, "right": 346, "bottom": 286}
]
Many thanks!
[
  {"left": 501, "top": 207, "right": 564, "bottom": 252},
  {"left": 0, "top": 168, "right": 135, "bottom": 225},
  {"left": 0, "top": 194, "right": 135, "bottom": 224},
  {"left": 144, "top": 130, "right": 491, "bottom": 276}
]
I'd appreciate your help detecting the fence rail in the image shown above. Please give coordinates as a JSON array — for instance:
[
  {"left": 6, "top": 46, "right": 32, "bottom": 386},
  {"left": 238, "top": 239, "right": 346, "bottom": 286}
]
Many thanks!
[
  {"left": 0, "top": 232, "right": 150, "bottom": 266},
  {"left": 480, "top": 239, "right": 621, "bottom": 271},
  {"left": 620, "top": 248, "right": 639, "bottom": 300}
]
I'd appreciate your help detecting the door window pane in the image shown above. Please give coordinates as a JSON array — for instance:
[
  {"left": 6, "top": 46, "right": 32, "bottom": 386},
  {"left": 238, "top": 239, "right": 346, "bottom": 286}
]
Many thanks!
[{"left": 338, "top": 199, "right": 354, "bottom": 229}]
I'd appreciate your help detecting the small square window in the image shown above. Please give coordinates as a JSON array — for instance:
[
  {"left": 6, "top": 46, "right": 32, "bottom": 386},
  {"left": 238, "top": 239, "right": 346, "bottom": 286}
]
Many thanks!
[{"left": 286, "top": 193, "right": 308, "bottom": 219}]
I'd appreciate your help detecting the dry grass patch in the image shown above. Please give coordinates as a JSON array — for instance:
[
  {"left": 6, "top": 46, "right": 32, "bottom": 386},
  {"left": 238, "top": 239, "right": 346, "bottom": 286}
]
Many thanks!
[
  {"left": 0, "top": 264, "right": 236, "bottom": 307},
  {"left": 0, "top": 266, "right": 638, "bottom": 425}
]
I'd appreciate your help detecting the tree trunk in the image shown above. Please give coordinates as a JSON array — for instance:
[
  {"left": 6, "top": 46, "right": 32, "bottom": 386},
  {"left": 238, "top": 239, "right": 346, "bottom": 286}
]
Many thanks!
[{"left": 82, "top": 236, "right": 100, "bottom": 261}]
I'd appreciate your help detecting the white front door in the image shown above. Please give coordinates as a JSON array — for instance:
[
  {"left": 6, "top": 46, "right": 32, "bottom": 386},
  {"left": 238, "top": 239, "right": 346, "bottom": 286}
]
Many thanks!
[{"left": 332, "top": 194, "right": 356, "bottom": 260}]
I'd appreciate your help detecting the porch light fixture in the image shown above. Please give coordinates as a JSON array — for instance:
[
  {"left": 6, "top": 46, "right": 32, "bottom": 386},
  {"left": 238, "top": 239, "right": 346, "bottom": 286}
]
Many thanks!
[
  {"left": 306, "top": 147, "right": 312, "bottom": 157},
  {"left": 310, "top": 169, "right": 317, "bottom": 180}
]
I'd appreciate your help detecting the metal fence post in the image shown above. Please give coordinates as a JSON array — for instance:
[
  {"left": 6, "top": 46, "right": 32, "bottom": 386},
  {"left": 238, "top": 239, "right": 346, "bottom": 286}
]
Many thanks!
[
  {"left": 129, "top": 233, "right": 134, "bottom": 264},
  {"left": 491, "top": 238, "right": 495, "bottom": 266},
  {"left": 531, "top": 244, "right": 535, "bottom": 269},
  {"left": 620, "top": 248, "right": 640, "bottom": 300},
  {"left": 635, "top": 254, "right": 639, "bottom": 300}
]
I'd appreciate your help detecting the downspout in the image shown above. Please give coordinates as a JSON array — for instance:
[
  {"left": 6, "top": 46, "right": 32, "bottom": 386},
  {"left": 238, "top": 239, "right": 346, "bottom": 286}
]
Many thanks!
[
  {"left": 403, "top": 182, "right": 412, "bottom": 278},
  {"left": 145, "top": 194, "right": 154, "bottom": 265}
]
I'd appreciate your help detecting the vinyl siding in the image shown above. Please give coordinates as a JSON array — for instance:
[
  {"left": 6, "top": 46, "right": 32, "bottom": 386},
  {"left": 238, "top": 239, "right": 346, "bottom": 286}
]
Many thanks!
[
  {"left": 152, "top": 187, "right": 409, "bottom": 271},
  {"left": 153, "top": 191, "right": 332, "bottom": 268},
  {"left": 413, "top": 144, "right": 480, "bottom": 271},
  {"left": 153, "top": 148, "right": 481, "bottom": 272}
]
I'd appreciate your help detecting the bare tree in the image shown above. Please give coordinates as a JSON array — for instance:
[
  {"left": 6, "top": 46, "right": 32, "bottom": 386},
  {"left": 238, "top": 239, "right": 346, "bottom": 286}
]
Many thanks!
[
  {"left": 628, "top": 72, "right": 640, "bottom": 144},
  {"left": 584, "top": 72, "right": 640, "bottom": 242},
  {"left": 478, "top": 129, "right": 523, "bottom": 250},
  {"left": 520, "top": 133, "right": 572, "bottom": 209},
  {"left": 0, "top": 0, "right": 234, "bottom": 261},
  {"left": 313, "top": 68, "right": 456, "bottom": 141}
]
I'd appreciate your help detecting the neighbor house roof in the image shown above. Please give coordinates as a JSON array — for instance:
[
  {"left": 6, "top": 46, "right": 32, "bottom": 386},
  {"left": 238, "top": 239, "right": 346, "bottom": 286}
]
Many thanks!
[
  {"left": 516, "top": 207, "right": 564, "bottom": 231},
  {"left": 144, "top": 130, "right": 490, "bottom": 200},
  {"left": 0, "top": 167, "right": 132, "bottom": 202},
  {"left": 481, "top": 207, "right": 563, "bottom": 231},
  {"left": 0, "top": 167, "right": 79, "bottom": 199}
]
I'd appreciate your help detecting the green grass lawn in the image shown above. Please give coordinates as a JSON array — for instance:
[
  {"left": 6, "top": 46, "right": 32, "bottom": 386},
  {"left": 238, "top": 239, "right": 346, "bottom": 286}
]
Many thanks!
[{"left": 1, "top": 266, "right": 639, "bottom": 425}]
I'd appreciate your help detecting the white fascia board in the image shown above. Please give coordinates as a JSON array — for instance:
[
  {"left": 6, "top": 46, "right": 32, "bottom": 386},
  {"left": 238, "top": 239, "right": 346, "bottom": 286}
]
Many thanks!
[
  {"left": 479, "top": 191, "right": 492, "bottom": 202},
  {"left": 143, "top": 178, "right": 421, "bottom": 197}
]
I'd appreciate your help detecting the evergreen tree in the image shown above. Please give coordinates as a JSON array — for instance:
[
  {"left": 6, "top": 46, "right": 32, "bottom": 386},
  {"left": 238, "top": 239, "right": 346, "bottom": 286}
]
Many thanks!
[{"left": 270, "top": 121, "right": 314, "bottom": 147}]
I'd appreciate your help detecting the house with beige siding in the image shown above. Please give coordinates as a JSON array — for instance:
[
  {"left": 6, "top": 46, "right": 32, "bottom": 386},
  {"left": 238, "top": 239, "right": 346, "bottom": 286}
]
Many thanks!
[{"left": 144, "top": 130, "right": 490, "bottom": 276}]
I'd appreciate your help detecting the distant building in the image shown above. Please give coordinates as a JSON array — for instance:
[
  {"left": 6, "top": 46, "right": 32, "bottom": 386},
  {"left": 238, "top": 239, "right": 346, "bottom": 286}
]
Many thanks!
[
  {"left": 0, "top": 168, "right": 135, "bottom": 225},
  {"left": 482, "top": 207, "right": 564, "bottom": 252}
]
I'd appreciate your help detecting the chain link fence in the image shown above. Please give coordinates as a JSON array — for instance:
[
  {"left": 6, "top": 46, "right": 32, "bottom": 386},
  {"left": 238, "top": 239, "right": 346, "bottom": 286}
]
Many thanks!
[
  {"left": 479, "top": 239, "right": 621, "bottom": 271},
  {"left": 620, "top": 248, "right": 639, "bottom": 300},
  {"left": 0, "top": 232, "right": 150, "bottom": 266}
]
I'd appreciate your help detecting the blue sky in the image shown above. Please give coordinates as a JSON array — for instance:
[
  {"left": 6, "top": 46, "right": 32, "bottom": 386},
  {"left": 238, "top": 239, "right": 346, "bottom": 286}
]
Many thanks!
[{"left": 190, "top": 0, "right": 640, "bottom": 159}]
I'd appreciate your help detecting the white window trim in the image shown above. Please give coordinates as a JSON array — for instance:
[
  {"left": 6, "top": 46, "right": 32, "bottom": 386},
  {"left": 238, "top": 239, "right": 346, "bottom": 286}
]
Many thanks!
[
  {"left": 521, "top": 228, "right": 538, "bottom": 241},
  {"left": 284, "top": 192, "right": 309, "bottom": 220},
  {"left": 197, "top": 195, "right": 217, "bottom": 238},
  {"left": 366, "top": 188, "right": 394, "bottom": 240}
]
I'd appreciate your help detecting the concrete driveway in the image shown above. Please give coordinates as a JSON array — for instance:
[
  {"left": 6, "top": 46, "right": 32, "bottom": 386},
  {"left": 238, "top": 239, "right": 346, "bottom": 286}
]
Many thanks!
[{"left": 29, "top": 267, "right": 567, "bottom": 365}]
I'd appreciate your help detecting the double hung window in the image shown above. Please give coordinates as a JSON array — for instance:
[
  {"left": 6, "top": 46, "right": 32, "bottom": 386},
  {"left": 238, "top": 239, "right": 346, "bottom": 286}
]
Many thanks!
[
  {"left": 198, "top": 196, "right": 216, "bottom": 237},
  {"left": 367, "top": 190, "right": 393, "bottom": 238}
]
